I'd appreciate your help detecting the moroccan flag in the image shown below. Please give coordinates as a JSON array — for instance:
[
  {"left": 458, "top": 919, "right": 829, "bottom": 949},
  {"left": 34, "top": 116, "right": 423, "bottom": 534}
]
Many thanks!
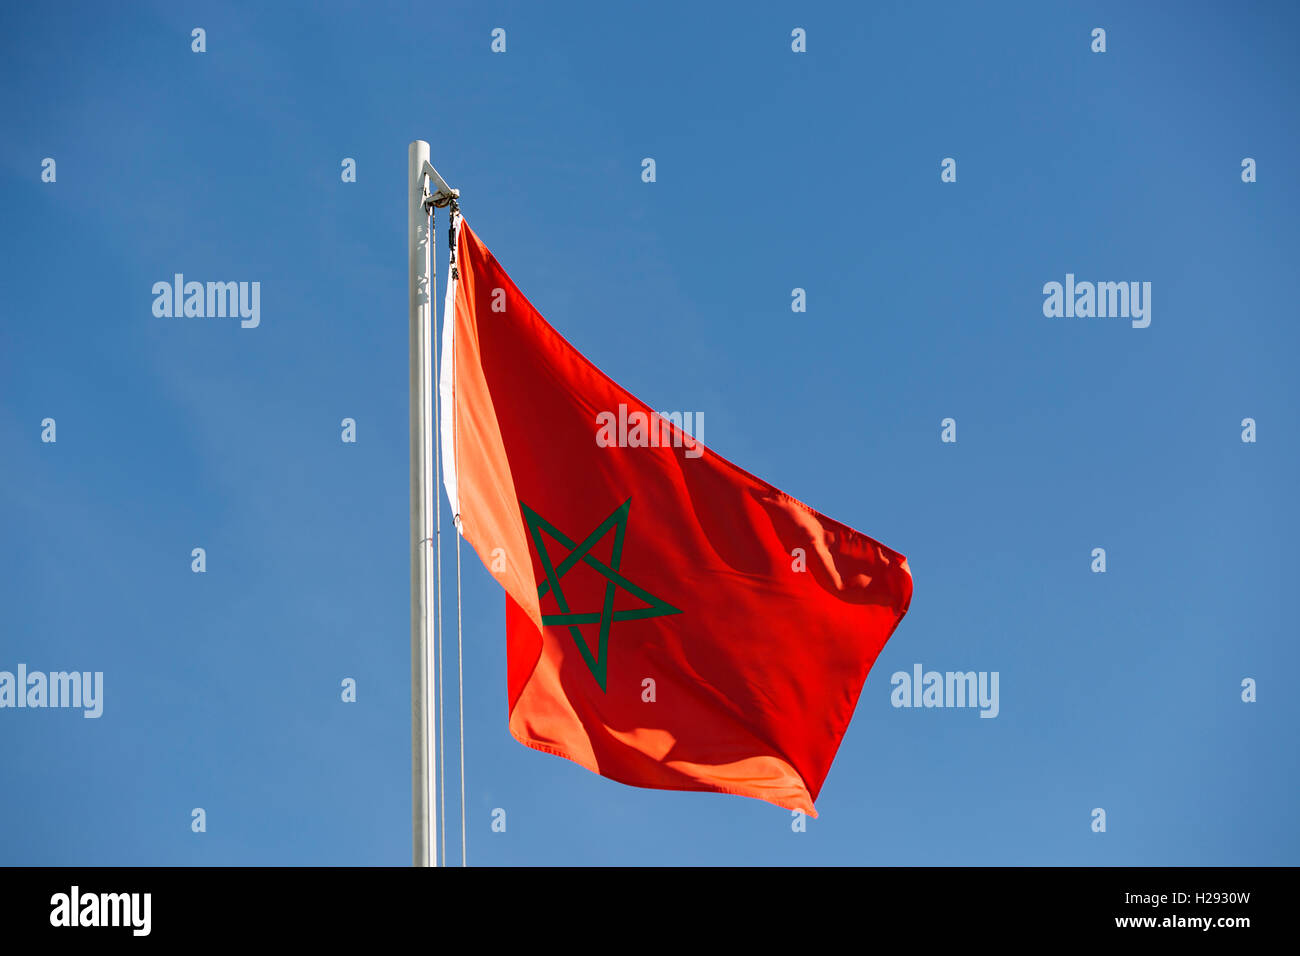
[{"left": 439, "top": 215, "right": 913, "bottom": 815}]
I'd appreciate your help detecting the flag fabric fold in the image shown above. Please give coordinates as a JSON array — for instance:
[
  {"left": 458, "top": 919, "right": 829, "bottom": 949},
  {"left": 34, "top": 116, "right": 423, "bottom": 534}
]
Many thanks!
[{"left": 439, "top": 214, "right": 913, "bottom": 815}]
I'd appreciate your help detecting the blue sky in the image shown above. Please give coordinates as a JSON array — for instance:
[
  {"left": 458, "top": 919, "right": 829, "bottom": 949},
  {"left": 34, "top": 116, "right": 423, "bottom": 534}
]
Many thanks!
[{"left": 1, "top": 0, "right": 1296, "bottom": 865}]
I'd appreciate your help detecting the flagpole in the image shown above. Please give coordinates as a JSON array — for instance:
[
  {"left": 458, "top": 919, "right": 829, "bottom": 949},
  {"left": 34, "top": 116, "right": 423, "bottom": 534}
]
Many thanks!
[
  {"left": 409, "top": 140, "right": 437, "bottom": 867},
  {"left": 410, "top": 140, "right": 460, "bottom": 868}
]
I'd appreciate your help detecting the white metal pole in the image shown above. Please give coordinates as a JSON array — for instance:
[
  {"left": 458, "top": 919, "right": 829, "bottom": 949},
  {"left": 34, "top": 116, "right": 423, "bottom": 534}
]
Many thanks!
[{"left": 409, "top": 139, "right": 437, "bottom": 868}]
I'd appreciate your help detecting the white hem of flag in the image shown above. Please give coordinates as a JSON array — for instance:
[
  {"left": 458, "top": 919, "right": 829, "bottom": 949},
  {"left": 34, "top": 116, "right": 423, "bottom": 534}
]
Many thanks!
[{"left": 439, "top": 211, "right": 462, "bottom": 525}]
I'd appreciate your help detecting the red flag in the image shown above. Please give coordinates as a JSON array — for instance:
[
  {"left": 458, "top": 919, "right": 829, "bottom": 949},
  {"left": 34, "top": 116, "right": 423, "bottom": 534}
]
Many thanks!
[{"left": 440, "top": 216, "right": 913, "bottom": 815}]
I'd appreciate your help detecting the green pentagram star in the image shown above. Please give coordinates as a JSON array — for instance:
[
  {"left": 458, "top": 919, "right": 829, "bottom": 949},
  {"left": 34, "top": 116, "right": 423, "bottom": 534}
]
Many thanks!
[{"left": 521, "top": 497, "right": 682, "bottom": 692}]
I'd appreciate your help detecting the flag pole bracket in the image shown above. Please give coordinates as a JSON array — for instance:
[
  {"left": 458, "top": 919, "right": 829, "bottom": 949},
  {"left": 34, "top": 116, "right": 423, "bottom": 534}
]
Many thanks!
[{"left": 422, "top": 161, "right": 459, "bottom": 212}]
